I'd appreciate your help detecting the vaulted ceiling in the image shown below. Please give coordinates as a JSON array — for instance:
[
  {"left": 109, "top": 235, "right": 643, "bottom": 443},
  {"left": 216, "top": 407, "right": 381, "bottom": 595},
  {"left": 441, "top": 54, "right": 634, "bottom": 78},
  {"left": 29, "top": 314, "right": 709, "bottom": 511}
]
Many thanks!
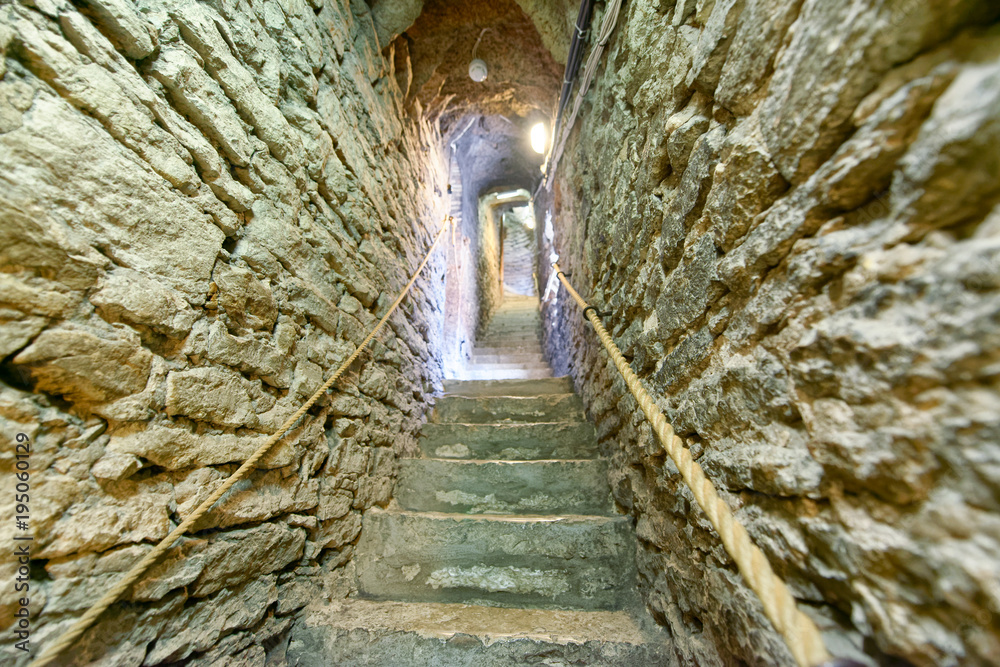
[{"left": 373, "top": 0, "right": 576, "bottom": 129}]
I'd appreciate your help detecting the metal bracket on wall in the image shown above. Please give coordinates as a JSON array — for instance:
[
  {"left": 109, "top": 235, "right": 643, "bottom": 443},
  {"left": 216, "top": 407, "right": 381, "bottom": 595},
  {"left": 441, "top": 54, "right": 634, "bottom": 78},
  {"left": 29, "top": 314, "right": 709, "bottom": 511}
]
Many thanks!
[{"left": 582, "top": 305, "right": 610, "bottom": 321}]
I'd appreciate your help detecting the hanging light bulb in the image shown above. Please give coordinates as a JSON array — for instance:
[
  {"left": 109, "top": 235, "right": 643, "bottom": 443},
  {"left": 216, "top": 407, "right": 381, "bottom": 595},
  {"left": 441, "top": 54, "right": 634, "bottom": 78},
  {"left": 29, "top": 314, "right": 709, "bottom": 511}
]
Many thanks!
[
  {"left": 469, "top": 28, "right": 490, "bottom": 82},
  {"left": 530, "top": 122, "right": 547, "bottom": 154},
  {"left": 469, "top": 58, "right": 488, "bottom": 82}
]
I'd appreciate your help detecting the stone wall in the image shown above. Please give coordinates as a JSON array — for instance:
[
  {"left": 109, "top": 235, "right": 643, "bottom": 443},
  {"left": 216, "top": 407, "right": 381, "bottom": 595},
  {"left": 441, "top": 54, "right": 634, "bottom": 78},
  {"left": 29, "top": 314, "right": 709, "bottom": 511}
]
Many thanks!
[
  {"left": 540, "top": 1, "right": 1000, "bottom": 665},
  {"left": 0, "top": 0, "right": 451, "bottom": 663},
  {"left": 476, "top": 193, "right": 505, "bottom": 331}
]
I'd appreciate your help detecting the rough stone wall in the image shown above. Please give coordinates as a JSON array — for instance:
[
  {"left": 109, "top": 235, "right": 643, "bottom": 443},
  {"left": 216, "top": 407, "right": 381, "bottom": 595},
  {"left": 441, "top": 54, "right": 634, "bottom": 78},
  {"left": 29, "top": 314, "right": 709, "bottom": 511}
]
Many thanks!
[
  {"left": 475, "top": 193, "right": 504, "bottom": 331},
  {"left": 540, "top": 1, "right": 1000, "bottom": 665},
  {"left": 0, "top": 0, "right": 450, "bottom": 663}
]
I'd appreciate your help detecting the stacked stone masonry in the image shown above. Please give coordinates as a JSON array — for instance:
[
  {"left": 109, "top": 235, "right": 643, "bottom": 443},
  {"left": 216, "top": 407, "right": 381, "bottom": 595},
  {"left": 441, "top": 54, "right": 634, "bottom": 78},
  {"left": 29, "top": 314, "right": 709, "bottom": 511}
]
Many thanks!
[
  {"left": 540, "top": 1, "right": 1000, "bottom": 666},
  {"left": 0, "top": 0, "right": 453, "bottom": 664}
]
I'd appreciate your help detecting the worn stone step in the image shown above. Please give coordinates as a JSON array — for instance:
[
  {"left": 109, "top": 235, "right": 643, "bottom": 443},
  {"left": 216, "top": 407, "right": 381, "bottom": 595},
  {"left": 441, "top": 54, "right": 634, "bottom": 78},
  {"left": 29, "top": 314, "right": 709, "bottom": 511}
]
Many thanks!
[
  {"left": 488, "top": 313, "right": 538, "bottom": 321},
  {"left": 396, "top": 459, "right": 613, "bottom": 515},
  {"left": 489, "top": 315, "right": 538, "bottom": 323},
  {"left": 471, "top": 352, "right": 546, "bottom": 364},
  {"left": 466, "top": 362, "right": 552, "bottom": 373},
  {"left": 492, "top": 306, "right": 539, "bottom": 313},
  {"left": 433, "top": 394, "right": 584, "bottom": 423},
  {"left": 492, "top": 303, "right": 538, "bottom": 312},
  {"left": 442, "top": 377, "right": 573, "bottom": 396},
  {"left": 475, "top": 343, "right": 544, "bottom": 354},
  {"left": 468, "top": 357, "right": 547, "bottom": 366},
  {"left": 480, "top": 336, "right": 540, "bottom": 346},
  {"left": 486, "top": 323, "right": 539, "bottom": 332},
  {"left": 480, "top": 329, "right": 540, "bottom": 338},
  {"left": 287, "top": 599, "right": 676, "bottom": 667},
  {"left": 354, "top": 509, "right": 636, "bottom": 610},
  {"left": 483, "top": 324, "right": 541, "bottom": 334},
  {"left": 480, "top": 330, "right": 540, "bottom": 338},
  {"left": 419, "top": 421, "right": 599, "bottom": 460},
  {"left": 477, "top": 342, "right": 542, "bottom": 352},
  {"left": 468, "top": 354, "right": 545, "bottom": 363},
  {"left": 461, "top": 368, "right": 554, "bottom": 380},
  {"left": 477, "top": 339, "right": 541, "bottom": 348},
  {"left": 484, "top": 315, "right": 538, "bottom": 323}
]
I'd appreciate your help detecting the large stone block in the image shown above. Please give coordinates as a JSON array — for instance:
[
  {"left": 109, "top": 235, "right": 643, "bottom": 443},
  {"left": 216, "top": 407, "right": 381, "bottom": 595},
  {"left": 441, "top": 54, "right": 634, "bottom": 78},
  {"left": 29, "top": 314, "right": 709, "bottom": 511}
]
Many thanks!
[
  {"left": 147, "top": 46, "right": 255, "bottom": 167},
  {"left": 0, "top": 92, "right": 224, "bottom": 302},
  {"left": 81, "top": 0, "right": 158, "bottom": 59},
  {"left": 91, "top": 268, "right": 198, "bottom": 337},
  {"left": 14, "top": 323, "right": 153, "bottom": 404},
  {"left": 106, "top": 421, "right": 298, "bottom": 470},
  {"left": 759, "top": 0, "right": 996, "bottom": 182},
  {"left": 213, "top": 261, "right": 279, "bottom": 331},
  {"left": 165, "top": 366, "right": 257, "bottom": 427},
  {"left": 191, "top": 523, "right": 305, "bottom": 596}
]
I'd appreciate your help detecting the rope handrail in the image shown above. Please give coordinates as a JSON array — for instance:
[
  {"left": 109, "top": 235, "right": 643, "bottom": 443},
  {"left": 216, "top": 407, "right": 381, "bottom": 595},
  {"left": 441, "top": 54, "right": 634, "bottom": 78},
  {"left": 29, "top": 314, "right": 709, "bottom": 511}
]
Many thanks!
[
  {"left": 552, "top": 263, "right": 832, "bottom": 667},
  {"left": 30, "top": 216, "right": 455, "bottom": 667}
]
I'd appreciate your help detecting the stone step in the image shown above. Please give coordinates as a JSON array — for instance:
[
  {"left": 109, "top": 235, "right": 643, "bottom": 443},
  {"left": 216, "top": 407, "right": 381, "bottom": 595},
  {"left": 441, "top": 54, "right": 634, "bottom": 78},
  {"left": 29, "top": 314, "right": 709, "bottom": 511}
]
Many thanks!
[
  {"left": 466, "top": 362, "right": 552, "bottom": 373},
  {"left": 396, "top": 459, "right": 613, "bottom": 515},
  {"left": 489, "top": 315, "right": 538, "bottom": 323},
  {"left": 287, "top": 599, "right": 676, "bottom": 667},
  {"left": 433, "top": 394, "right": 584, "bottom": 423},
  {"left": 481, "top": 327, "right": 540, "bottom": 335},
  {"left": 469, "top": 350, "right": 548, "bottom": 366},
  {"left": 481, "top": 326, "right": 540, "bottom": 333},
  {"left": 483, "top": 324, "right": 541, "bottom": 333},
  {"left": 471, "top": 354, "right": 544, "bottom": 363},
  {"left": 486, "top": 314, "right": 540, "bottom": 322},
  {"left": 419, "top": 421, "right": 599, "bottom": 460},
  {"left": 442, "top": 377, "right": 573, "bottom": 396},
  {"left": 480, "top": 336, "right": 540, "bottom": 345},
  {"left": 477, "top": 341, "right": 542, "bottom": 351},
  {"left": 492, "top": 303, "right": 538, "bottom": 312},
  {"left": 486, "top": 323, "right": 539, "bottom": 331},
  {"left": 467, "top": 354, "right": 541, "bottom": 363},
  {"left": 475, "top": 342, "right": 545, "bottom": 353},
  {"left": 354, "top": 509, "right": 636, "bottom": 610},
  {"left": 481, "top": 338, "right": 540, "bottom": 345},
  {"left": 486, "top": 318, "right": 542, "bottom": 330},
  {"left": 461, "top": 368, "right": 554, "bottom": 380}
]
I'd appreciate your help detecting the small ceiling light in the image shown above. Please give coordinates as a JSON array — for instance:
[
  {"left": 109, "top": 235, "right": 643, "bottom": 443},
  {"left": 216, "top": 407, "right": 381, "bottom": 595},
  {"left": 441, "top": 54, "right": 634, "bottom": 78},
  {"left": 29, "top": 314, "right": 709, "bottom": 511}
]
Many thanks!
[
  {"left": 469, "top": 58, "right": 488, "bottom": 82},
  {"left": 523, "top": 217, "right": 535, "bottom": 230},
  {"left": 530, "top": 122, "right": 547, "bottom": 154},
  {"left": 469, "top": 28, "right": 490, "bottom": 82}
]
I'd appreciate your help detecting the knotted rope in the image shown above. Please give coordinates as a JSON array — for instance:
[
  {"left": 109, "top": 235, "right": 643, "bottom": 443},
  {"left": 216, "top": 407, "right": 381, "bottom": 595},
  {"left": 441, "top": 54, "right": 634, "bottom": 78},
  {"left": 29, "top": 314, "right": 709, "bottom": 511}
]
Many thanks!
[
  {"left": 31, "top": 217, "right": 454, "bottom": 667},
  {"left": 553, "top": 263, "right": 830, "bottom": 667}
]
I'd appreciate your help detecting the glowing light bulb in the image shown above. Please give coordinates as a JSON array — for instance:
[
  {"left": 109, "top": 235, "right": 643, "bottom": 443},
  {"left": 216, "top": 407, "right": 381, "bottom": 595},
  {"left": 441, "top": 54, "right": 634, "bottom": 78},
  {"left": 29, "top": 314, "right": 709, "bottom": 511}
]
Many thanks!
[{"left": 530, "top": 122, "right": 547, "bottom": 154}]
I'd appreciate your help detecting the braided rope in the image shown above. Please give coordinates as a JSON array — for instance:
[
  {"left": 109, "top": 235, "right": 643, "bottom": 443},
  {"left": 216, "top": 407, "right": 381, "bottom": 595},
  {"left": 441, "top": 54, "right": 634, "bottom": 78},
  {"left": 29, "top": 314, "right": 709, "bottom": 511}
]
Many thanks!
[
  {"left": 553, "top": 264, "right": 830, "bottom": 667},
  {"left": 30, "top": 217, "right": 454, "bottom": 667}
]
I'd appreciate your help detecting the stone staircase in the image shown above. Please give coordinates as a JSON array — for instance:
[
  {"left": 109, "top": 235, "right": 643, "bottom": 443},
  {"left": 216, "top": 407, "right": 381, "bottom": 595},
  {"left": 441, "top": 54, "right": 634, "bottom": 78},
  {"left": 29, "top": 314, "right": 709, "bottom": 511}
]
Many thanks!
[
  {"left": 464, "top": 296, "right": 554, "bottom": 380},
  {"left": 287, "top": 297, "right": 673, "bottom": 665}
]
